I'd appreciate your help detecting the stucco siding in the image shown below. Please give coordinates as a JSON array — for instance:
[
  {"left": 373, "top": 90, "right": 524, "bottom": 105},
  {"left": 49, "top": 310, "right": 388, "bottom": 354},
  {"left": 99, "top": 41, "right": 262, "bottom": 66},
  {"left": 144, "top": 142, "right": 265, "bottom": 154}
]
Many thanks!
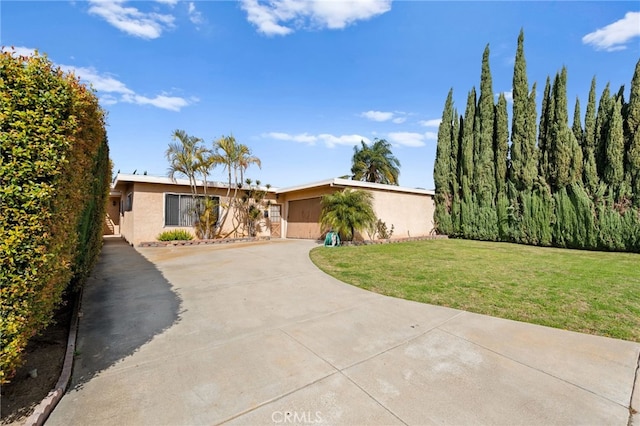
[{"left": 371, "top": 190, "right": 435, "bottom": 239}]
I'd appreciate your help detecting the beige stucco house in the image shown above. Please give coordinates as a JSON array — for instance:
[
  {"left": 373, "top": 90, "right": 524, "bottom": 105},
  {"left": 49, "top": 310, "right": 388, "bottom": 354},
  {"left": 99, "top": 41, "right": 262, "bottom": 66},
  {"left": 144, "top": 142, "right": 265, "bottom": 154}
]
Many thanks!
[{"left": 107, "top": 174, "right": 435, "bottom": 246}]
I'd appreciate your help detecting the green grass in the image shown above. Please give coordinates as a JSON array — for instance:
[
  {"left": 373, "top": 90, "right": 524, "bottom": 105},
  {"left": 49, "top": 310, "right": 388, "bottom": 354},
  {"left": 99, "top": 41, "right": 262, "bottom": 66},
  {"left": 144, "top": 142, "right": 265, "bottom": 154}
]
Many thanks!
[{"left": 310, "top": 239, "right": 640, "bottom": 342}]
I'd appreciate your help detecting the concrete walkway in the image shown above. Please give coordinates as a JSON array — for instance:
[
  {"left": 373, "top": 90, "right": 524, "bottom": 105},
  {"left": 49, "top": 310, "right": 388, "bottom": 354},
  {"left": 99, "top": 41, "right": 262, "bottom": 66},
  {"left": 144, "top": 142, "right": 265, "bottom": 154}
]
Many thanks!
[{"left": 48, "top": 238, "right": 639, "bottom": 425}]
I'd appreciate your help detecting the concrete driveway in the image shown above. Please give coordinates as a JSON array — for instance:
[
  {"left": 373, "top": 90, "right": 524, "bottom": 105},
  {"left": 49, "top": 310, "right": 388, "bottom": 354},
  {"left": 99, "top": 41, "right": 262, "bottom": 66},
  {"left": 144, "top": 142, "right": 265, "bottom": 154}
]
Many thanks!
[{"left": 48, "top": 238, "right": 639, "bottom": 425}]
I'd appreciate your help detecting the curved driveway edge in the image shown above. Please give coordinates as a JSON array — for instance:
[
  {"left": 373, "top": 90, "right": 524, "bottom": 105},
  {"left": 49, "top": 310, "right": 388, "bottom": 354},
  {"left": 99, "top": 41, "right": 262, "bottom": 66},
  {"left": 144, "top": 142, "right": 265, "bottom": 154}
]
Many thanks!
[{"left": 48, "top": 238, "right": 640, "bottom": 425}]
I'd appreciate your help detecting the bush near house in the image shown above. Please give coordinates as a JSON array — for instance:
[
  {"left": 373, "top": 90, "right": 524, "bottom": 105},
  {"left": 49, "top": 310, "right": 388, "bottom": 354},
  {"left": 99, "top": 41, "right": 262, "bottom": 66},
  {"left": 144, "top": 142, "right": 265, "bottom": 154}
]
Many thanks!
[
  {"left": 0, "top": 51, "right": 111, "bottom": 383},
  {"left": 157, "top": 230, "right": 194, "bottom": 241}
]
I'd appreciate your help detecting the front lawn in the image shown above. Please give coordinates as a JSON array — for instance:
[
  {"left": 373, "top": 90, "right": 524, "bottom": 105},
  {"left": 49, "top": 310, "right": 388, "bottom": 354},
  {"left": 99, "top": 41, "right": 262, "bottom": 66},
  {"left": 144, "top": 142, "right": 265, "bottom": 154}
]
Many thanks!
[{"left": 309, "top": 239, "right": 640, "bottom": 342}]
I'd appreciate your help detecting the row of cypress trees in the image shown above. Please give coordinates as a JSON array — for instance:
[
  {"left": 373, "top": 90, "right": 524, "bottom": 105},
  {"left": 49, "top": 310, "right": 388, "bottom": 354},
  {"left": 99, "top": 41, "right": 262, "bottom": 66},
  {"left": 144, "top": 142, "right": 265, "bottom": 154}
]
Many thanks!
[{"left": 433, "top": 30, "right": 640, "bottom": 252}]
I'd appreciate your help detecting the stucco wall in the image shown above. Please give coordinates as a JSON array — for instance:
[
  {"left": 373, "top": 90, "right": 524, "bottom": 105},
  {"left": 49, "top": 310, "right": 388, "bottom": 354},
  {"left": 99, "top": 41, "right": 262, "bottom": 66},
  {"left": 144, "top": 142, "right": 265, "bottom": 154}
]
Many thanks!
[{"left": 371, "top": 190, "right": 435, "bottom": 239}]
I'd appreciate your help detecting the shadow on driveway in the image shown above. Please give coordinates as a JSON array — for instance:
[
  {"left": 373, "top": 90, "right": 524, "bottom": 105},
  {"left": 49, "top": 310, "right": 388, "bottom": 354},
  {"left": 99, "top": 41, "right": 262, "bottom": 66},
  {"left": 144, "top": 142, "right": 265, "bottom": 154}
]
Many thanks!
[{"left": 70, "top": 237, "right": 182, "bottom": 389}]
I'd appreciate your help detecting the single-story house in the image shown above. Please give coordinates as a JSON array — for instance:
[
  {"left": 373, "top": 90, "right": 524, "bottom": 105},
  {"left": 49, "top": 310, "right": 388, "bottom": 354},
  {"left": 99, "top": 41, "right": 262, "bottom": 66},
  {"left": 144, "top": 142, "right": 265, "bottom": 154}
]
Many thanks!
[{"left": 106, "top": 173, "right": 435, "bottom": 246}]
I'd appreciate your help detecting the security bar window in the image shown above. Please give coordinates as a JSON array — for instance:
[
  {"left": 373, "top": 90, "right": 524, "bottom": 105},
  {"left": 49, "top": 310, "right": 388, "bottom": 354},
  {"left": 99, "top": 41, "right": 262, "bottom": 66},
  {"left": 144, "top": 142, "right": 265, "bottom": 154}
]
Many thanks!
[{"left": 165, "top": 194, "right": 219, "bottom": 227}]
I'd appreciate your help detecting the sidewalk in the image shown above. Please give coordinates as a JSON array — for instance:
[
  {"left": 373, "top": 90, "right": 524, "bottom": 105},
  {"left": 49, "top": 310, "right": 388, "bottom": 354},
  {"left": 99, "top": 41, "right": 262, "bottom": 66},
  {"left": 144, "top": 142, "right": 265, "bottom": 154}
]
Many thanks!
[{"left": 47, "top": 238, "right": 639, "bottom": 425}]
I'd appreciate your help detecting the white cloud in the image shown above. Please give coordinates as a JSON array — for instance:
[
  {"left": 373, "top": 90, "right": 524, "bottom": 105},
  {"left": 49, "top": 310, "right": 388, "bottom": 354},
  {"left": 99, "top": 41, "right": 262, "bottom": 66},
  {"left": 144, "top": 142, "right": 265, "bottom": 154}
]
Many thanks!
[
  {"left": 155, "top": 0, "right": 178, "bottom": 6},
  {"left": 582, "top": 11, "right": 640, "bottom": 51},
  {"left": 60, "top": 65, "right": 191, "bottom": 111},
  {"left": 121, "top": 93, "right": 189, "bottom": 111},
  {"left": 188, "top": 2, "right": 205, "bottom": 25},
  {"left": 2, "top": 48, "right": 189, "bottom": 111},
  {"left": 418, "top": 118, "right": 441, "bottom": 127},
  {"left": 318, "top": 133, "right": 370, "bottom": 148},
  {"left": 87, "top": 0, "right": 175, "bottom": 39},
  {"left": 360, "top": 110, "right": 408, "bottom": 123},
  {"left": 387, "top": 132, "right": 426, "bottom": 147},
  {"left": 424, "top": 131, "right": 437, "bottom": 140},
  {"left": 360, "top": 110, "right": 394, "bottom": 122},
  {"left": 1, "top": 46, "right": 37, "bottom": 57},
  {"left": 240, "top": 0, "right": 392, "bottom": 36},
  {"left": 60, "top": 65, "right": 134, "bottom": 94},
  {"left": 263, "top": 131, "right": 369, "bottom": 147},
  {"left": 264, "top": 132, "right": 318, "bottom": 144}
]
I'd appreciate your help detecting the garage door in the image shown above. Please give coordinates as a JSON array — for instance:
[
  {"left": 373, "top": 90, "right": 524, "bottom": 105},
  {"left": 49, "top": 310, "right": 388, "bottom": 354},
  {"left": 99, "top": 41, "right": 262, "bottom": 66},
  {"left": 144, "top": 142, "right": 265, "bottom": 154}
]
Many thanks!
[{"left": 286, "top": 197, "right": 322, "bottom": 239}]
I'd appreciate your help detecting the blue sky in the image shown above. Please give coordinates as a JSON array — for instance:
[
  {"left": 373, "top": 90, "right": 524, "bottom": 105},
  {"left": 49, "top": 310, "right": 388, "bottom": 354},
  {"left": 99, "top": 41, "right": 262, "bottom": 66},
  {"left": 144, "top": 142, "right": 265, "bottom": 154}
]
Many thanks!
[{"left": 2, "top": 1, "right": 639, "bottom": 189}]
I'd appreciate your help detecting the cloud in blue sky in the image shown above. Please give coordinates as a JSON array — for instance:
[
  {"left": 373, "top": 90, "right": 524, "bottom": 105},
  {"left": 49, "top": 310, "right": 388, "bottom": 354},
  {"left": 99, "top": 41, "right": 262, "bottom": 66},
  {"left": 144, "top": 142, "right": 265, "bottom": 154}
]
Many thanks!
[
  {"left": 263, "top": 132, "right": 371, "bottom": 148},
  {"left": 57, "top": 62, "right": 192, "bottom": 112},
  {"left": 387, "top": 131, "right": 436, "bottom": 148},
  {"left": 582, "top": 11, "right": 640, "bottom": 52},
  {"left": 360, "top": 110, "right": 407, "bottom": 124},
  {"left": 1, "top": 45, "right": 192, "bottom": 112},
  {"left": 87, "top": 0, "right": 176, "bottom": 39},
  {"left": 241, "top": 0, "right": 392, "bottom": 36},
  {"left": 418, "top": 119, "right": 441, "bottom": 128}
]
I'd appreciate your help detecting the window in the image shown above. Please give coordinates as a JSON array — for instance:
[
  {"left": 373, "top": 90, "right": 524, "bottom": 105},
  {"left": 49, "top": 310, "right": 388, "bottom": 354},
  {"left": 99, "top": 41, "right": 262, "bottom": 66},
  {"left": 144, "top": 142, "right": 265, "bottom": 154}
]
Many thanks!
[
  {"left": 122, "top": 192, "right": 133, "bottom": 212},
  {"left": 269, "top": 204, "right": 281, "bottom": 222},
  {"left": 165, "top": 194, "right": 219, "bottom": 227}
]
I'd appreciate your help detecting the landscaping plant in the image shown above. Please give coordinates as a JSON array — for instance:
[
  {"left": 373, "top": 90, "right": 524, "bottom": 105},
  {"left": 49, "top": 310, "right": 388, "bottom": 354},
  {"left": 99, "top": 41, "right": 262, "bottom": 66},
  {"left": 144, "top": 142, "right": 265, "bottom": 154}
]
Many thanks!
[{"left": 0, "top": 51, "right": 110, "bottom": 383}]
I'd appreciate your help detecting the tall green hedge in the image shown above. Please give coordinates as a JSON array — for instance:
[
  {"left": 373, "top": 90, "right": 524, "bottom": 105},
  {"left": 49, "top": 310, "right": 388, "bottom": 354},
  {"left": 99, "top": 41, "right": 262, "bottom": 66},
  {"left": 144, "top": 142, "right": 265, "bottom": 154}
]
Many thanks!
[
  {"left": 0, "top": 51, "right": 111, "bottom": 383},
  {"left": 433, "top": 32, "right": 640, "bottom": 253}
]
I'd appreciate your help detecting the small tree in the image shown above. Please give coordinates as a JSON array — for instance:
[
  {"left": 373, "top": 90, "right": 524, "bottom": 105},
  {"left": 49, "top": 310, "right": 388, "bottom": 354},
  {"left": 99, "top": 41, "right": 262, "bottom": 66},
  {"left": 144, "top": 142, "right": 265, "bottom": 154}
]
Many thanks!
[
  {"left": 319, "top": 189, "right": 376, "bottom": 241},
  {"left": 234, "top": 179, "right": 271, "bottom": 237}
]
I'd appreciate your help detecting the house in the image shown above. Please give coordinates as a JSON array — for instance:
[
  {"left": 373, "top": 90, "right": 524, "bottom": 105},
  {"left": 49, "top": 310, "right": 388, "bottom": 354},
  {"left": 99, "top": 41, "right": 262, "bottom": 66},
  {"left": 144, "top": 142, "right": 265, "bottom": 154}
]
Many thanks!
[{"left": 107, "top": 174, "right": 435, "bottom": 246}]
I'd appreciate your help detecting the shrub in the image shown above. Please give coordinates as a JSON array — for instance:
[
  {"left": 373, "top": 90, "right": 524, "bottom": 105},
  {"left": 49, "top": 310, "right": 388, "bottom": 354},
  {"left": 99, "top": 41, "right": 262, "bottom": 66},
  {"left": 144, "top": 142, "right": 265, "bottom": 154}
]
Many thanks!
[
  {"left": 0, "top": 50, "right": 110, "bottom": 383},
  {"left": 374, "top": 219, "right": 394, "bottom": 239},
  {"left": 157, "top": 230, "right": 194, "bottom": 241}
]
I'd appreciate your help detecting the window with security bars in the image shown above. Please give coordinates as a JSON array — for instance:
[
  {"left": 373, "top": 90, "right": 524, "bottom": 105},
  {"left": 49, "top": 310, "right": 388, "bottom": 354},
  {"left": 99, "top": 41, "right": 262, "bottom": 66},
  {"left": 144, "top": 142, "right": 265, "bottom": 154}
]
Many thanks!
[
  {"left": 164, "top": 194, "right": 219, "bottom": 227},
  {"left": 269, "top": 204, "right": 281, "bottom": 221}
]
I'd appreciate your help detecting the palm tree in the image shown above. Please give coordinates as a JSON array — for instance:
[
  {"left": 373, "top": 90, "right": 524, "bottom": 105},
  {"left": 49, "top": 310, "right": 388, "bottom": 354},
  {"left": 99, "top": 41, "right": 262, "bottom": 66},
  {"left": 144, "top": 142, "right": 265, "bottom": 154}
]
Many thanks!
[
  {"left": 212, "top": 135, "right": 262, "bottom": 237},
  {"left": 320, "top": 189, "right": 376, "bottom": 241},
  {"left": 351, "top": 139, "right": 401, "bottom": 185},
  {"left": 165, "top": 130, "right": 217, "bottom": 239},
  {"left": 165, "top": 129, "right": 210, "bottom": 195},
  {"left": 237, "top": 143, "right": 261, "bottom": 183}
]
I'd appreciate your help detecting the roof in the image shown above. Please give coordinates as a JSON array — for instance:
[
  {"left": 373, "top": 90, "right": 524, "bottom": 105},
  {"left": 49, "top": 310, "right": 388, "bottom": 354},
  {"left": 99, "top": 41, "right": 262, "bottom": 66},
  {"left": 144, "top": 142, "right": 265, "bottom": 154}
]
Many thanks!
[
  {"left": 112, "top": 173, "right": 275, "bottom": 192},
  {"left": 111, "top": 174, "right": 434, "bottom": 196},
  {"left": 275, "top": 177, "right": 434, "bottom": 196}
]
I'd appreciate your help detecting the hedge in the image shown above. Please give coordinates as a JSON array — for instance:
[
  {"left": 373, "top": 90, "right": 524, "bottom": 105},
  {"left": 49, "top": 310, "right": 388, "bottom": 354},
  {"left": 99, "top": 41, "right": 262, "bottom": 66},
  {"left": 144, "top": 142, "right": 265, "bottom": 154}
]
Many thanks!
[{"left": 0, "top": 50, "right": 111, "bottom": 383}]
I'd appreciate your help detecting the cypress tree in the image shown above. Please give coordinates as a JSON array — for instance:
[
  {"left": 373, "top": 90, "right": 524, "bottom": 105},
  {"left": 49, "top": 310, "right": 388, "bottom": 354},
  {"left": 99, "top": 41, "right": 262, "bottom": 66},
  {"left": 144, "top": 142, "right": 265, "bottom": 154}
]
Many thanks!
[
  {"left": 604, "top": 98, "right": 625, "bottom": 198},
  {"left": 549, "top": 68, "right": 582, "bottom": 191},
  {"left": 451, "top": 108, "right": 461, "bottom": 197},
  {"left": 494, "top": 93, "right": 509, "bottom": 194},
  {"left": 471, "top": 45, "right": 498, "bottom": 239},
  {"left": 595, "top": 83, "right": 612, "bottom": 180},
  {"left": 460, "top": 88, "right": 477, "bottom": 193},
  {"left": 626, "top": 59, "right": 640, "bottom": 206},
  {"left": 583, "top": 77, "right": 599, "bottom": 192},
  {"left": 509, "top": 29, "right": 536, "bottom": 191},
  {"left": 538, "top": 77, "right": 553, "bottom": 184},
  {"left": 525, "top": 82, "right": 538, "bottom": 186},
  {"left": 434, "top": 89, "right": 454, "bottom": 234},
  {"left": 459, "top": 88, "right": 477, "bottom": 237},
  {"left": 451, "top": 111, "right": 462, "bottom": 234},
  {"left": 572, "top": 97, "right": 585, "bottom": 187},
  {"left": 572, "top": 97, "right": 583, "bottom": 146},
  {"left": 474, "top": 45, "right": 497, "bottom": 208}
]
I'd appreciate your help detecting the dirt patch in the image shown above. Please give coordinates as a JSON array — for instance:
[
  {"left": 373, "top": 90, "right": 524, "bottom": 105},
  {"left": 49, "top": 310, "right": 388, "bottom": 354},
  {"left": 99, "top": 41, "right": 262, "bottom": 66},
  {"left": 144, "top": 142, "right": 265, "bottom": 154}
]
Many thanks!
[{"left": 1, "top": 299, "right": 73, "bottom": 425}]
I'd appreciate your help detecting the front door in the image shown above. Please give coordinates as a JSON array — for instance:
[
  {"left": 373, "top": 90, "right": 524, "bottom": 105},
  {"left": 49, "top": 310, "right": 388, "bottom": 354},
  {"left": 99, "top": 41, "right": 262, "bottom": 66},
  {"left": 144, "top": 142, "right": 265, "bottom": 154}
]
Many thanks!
[{"left": 269, "top": 204, "right": 282, "bottom": 238}]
